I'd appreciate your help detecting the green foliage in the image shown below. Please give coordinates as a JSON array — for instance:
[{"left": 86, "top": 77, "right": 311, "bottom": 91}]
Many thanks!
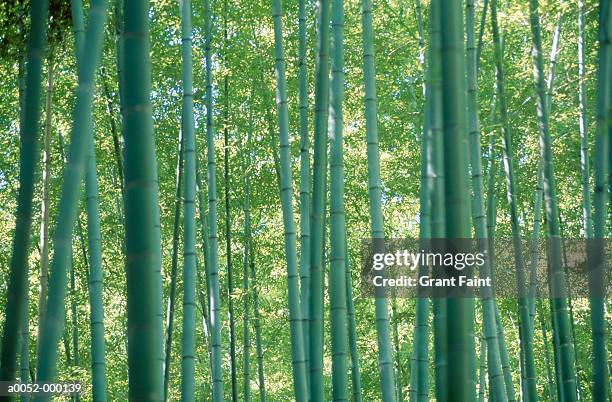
[{"left": 0, "top": 0, "right": 608, "bottom": 401}]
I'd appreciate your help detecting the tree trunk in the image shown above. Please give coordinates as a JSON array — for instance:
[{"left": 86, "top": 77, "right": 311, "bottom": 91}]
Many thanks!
[
  {"left": 121, "top": 0, "right": 163, "bottom": 398},
  {"left": 549, "top": 294, "right": 565, "bottom": 401},
  {"left": 16, "top": 22, "right": 32, "bottom": 397},
  {"left": 484, "top": 89, "right": 517, "bottom": 402},
  {"left": 69, "top": 2, "right": 110, "bottom": 399},
  {"left": 99, "top": 65, "right": 124, "bottom": 199},
  {"left": 85, "top": 119, "right": 108, "bottom": 402},
  {"left": 478, "top": 336, "right": 487, "bottom": 402},
  {"left": 203, "top": 0, "right": 224, "bottom": 399},
  {"left": 163, "top": 132, "right": 183, "bottom": 400},
  {"left": 537, "top": 298, "right": 556, "bottom": 401},
  {"left": 476, "top": 0, "right": 489, "bottom": 72},
  {"left": 391, "top": 298, "right": 403, "bottom": 401},
  {"left": 0, "top": 0, "right": 50, "bottom": 383},
  {"left": 309, "top": 0, "right": 331, "bottom": 398},
  {"left": 360, "top": 0, "right": 397, "bottom": 400},
  {"left": 409, "top": 0, "right": 429, "bottom": 397},
  {"left": 491, "top": 1, "right": 537, "bottom": 399},
  {"left": 271, "top": 0, "right": 308, "bottom": 399},
  {"left": 297, "top": 0, "right": 311, "bottom": 379},
  {"left": 222, "top": 3, "right": 239, "bottom": 400},
  {"left": 528, "top": 1, "right": 578, "bottom": 400},
  {"left": 69, "top": 252, "right": 80, "bottom": 402},
  {"left": 329, "top": 0, "right": 350, "bottom": 399},
  {"left": 195, "top": 150, "right": 213, "bottom": 372},
  {"left": 36, "top": 53, "right": 54, "bottom": 366},
  {"left": 426, "top": 2, "right": 448, "bottom": 400},
  {"left": 344, "top": 240, "right": 362, "bottom": 402},
  {"left": 242, "top": 95, "right": 254, "bottom": 402},
  {"left": 250, "top": 257, "right": 266, "bottom": 402},
  {"left": 466, "top": 0, "right": 507, "bottom": 399},
  {"left": 34, "top": 0, "right": 109, "bottom": 394},
  {"left": 439, "top": 1, "right": 477, "bottom": 399},
  {"left": 179, "top": 0, "right": 197, "bottom": 398},
  {"left": 589, "top": 1, "right": 611, "bottom": 399},
  {"left": 578, "top": 0, "right": 592, "bottom": 239}
]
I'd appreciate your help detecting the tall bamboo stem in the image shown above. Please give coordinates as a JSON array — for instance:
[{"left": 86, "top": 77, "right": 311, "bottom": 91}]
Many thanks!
[
  {"left": 329, "top": 1, "right": 350, "bottom": 399},
  {"left": 439, "top": 1, "right": 477, "bottom": 399},
  {"left": 34, "top": 1, "right": 109, "bottom": 397},
  {"left": 271, "top": 0, "right": 308, "bottom": 399},
  {"left": 121, "top": 0, "right": 164, "bottom": 398},
  {"left": 0, "top": 0, "right": 50, "bottom": 383},
  {"left": 360, "top": 0, "right": 397, "bottom": 399},
  {"left": 297, "top": 0, "right": 311, "bottom": 376},
  {"left": 589, "top": 1, "right": 611, "bottom": 399},
  {"left": 203, "top": 0, "right": 224, "bottom": 398},
  {"left": 309, "top": 0, "right": 332, "bottom": 398},
  {"left": 491, "top": 1, "right": 537, "bottom": 398}
]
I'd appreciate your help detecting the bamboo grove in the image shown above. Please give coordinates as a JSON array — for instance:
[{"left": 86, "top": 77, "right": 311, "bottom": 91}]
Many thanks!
[{"left": 0, "top": 0, "right": 609, "bottom": 400}]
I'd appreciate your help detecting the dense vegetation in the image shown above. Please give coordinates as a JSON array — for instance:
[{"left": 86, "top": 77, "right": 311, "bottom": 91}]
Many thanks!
[{"left": 0, "top": 0, "right": 609, "bottom": 400}]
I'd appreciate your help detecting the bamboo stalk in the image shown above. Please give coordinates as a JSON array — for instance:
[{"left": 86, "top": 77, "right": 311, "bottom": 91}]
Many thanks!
[
  {"left": 360, "top": 0, "right": 397, "bottom": 399},
  {"left": 309, "top": 0, "right": 332, "bottom": 398},
  {"left": 0, "top": 0, "right": 50, "bottom": 383},
  {"left": 344, "top": 240, "right": 362, "bottom": 402},
  {"left": 121, "top": 0, "right": 164, "bottom": 398},
  {"left": 222, "top": 3, "right": 239, "bottom": 399},
  {"left": 69, "top": 252, "right": 80, "bottom": 402},
  {"left": 242, "top": 95, "right": 254, "bottom": 402},
  {"left": 67, "top": 2, "right": 110, "bottom": 399},
  {"left": 439, "top": 1, "right": 477, "bottom": 399},
  {"left": 425, "top": 1, "right": 448, "bottom": 399},
  {"left": 179, "top": 0, "right": 197, "bottom": 397},
  {"left": 34, "top": 1, "right": 109, "bottom": 397},
  {"left": 271, "top": 0, "right": 308, "bottom": 399},
  {"left": 36, "top": 54, "right": 54, "bottom": 365},
  {"left": 491, "top": 1, "right": 537, "bottom": 398},
  {"left": 163, "top": 132, "right": 183, "bottom": 400},
  {"left": 485, "top": 111, "right": 517, "bottom": 402},
  {"left": 391, "top": 298, "right": 403, "bottom": 401},
  {"left": 589, "top": 1, "right": 610, "bottom": 399},
  {"left": 466, "top": 0, "right": 507, "bottom": 399},
  {"left": 528, "top": 1, "right": 578, "bottom": 400},
  {"left": 329, "top": 1, "right": 350, "bottom": 398},
  {"left": 478, "top": 335, "right": 487, "bottom": 402},
  {"left": 17, "top": 48, "right": 31, "bottom": 400},
  {"left": 250, "top": 256, "right": 266, "bottom": 402},
  {"left": 84, "top": 115, "right": 108, "bottom": 402},
  {"left": 195, "top": 148, "right": 213, "bottom": 370},
  {"left": 203, "top": 0, "right": 224, "bottom": 398},
  {"left": 297, "top": 0, "right": 311, "bottom": 376},
  {"left": 578, "top": 0, "right": 592, "bottom": 238},
  {"left": 409, "top": 0, "right": 430, "bottom": 398},
  {"left": 99, "top": 65, "right": 124, "bottom": 199}
]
